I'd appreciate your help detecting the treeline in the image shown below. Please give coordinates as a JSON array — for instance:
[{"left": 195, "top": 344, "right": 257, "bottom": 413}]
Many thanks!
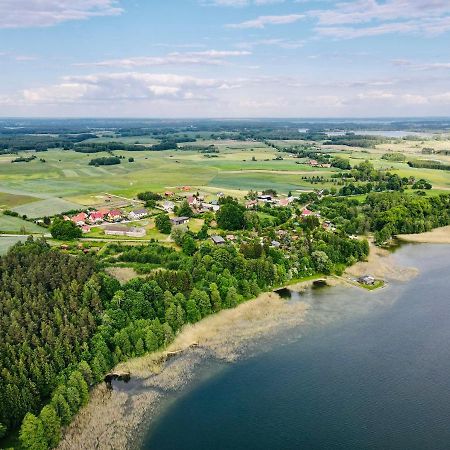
[
  {"left": 323, "top": 134, "right": 386, "bottom": 148},
  {"left": 73, "top": 142, "right": 145, "bottom": 153},
  {"left": 0, "top": 134, "right": 96, "bottom": 154},
  {"left": 88, "top": 156, "right": 121, "bottom": 166},
  {"left": 315, "top": 192, "right": 450, "bottom": 244},
  {"left": 407, "top": 160, "right": 450, "bottom": 171}
]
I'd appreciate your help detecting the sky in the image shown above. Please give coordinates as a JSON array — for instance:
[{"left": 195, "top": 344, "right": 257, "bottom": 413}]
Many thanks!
[{"left": 1, "top": 0, "right": 450, "bottom": 118}]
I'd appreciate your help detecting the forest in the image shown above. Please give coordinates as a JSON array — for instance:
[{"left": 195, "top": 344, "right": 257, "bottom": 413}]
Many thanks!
[{"left": 314, "top": 192, "right": 450, "bottom": 244}]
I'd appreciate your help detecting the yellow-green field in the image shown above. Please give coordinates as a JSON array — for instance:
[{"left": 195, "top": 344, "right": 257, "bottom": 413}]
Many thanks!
[{"left": 0, "top": 137, "right": 449, "bottom": 226}]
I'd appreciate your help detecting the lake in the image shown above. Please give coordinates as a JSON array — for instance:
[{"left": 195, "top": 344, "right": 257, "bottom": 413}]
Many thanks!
[{"left": 141, "top": 244, "right": 450, "bottom": 450}]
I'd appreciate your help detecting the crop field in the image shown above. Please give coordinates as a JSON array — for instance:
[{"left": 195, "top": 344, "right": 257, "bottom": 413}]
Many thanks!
[
  {"left": 0, "top": 215, "right": 47, "bottom": 233},
  {"left": 0, "top": 136, "right": 449, "bottom": 225},
  {"left": 0, "top": 192, "right": 39, "bottom": 209}
]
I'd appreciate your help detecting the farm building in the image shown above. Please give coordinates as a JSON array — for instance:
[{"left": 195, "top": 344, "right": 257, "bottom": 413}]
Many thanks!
[{"left": 104, "top": 224, "right": 146, "bottom": 237}]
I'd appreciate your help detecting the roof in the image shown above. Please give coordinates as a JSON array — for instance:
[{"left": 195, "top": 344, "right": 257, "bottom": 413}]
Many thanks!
[
  {"left": 301, "top": 209, "right": 313, "bottom": 216},
  {"left": 171, "top": 216, "right": 189, "bottom": 223},
  {"left": 90, "top": 211, "right": 106, "bottom": 220},
  {"left": 130, "top": 209, "right": 148, "bottom": 215},
  {"left": 211, "top": 235, "right": 226, "bottom": 244},
  {"left": 109, "top": 209, "right": 122, "bottom": 216}
]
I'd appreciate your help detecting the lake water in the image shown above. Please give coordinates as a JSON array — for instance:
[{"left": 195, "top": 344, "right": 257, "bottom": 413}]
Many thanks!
[
  {"left": 326, "top": 130, "right": 438, "bottom": 138},
  {"left": 142, "top": 244, "right": 450, "bottom": 450}
]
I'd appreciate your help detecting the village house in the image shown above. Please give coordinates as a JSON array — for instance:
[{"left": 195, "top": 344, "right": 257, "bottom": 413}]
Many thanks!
[
  {"left": 271, "top": 240, "right": 281, "bottom": 248},
  {"left": 226, "top": 234, "right": 236, "bottom": 242},
  {"left": 320, "top": 163, "right": 332, "bottom": 168},
  {"left": 245, "top": 200, "right": 258, "bottom": 209},
  {"left": 128, "top": 208, "right": 148, "bottom": 220},
  {"left": 309, "top": 159, "right": 319, "bottom": 166},
  {"left": 71, "top": 212, "right": 88, "bottom": 226},
  {"left": 211, "top": 235, "right": 226, "bottom": 245},
  {"left": 107, "top": 209, "right": 123, "bottom": 222},
  {"left": 187, "top": 196, "right": 199, "bottom": 207},
  {"left": 164, "top": 191, "right": 174, "bottom": 197},
  {"left": 89, "top": 210, "right": 107, "bottom": 224},
  {"left": 202, "top": 202, "right": 220, "bottom": 212},
  {"left": 81, "top": 225, "right": 91, "bottom": 234},
  {"left": 171, "top": 216, "right": 190, "bottom": 226},
  {"left": 163, "top": 201, "right": 175, "bottom": 212},
  {"left": 301, "top": 208, "right": 313, "bottom": 217}
]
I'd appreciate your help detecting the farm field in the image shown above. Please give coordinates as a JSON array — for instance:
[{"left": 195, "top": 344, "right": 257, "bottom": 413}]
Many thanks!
[
  {"left": 0, "top": 136, "right": 449, "bottom": 225},
  {"left": 0, "top": 215, "right": 47, "bottom": 233}
]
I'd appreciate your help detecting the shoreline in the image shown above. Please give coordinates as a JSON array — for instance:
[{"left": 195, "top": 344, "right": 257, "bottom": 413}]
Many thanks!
[
  {"left": 396, "top": 226, "right": 450, "bottom": 244},
  {"left": 57, "top": 246, "right": 421, "bottom": 450}
]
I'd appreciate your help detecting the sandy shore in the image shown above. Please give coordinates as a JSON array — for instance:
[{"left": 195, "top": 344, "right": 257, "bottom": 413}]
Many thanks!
[
  {"left": 397, "top": 226, "right": 450, "bottom": 244},
  {"left": 57, "top": 286, "right": 312, "bottom": 450},
  {"left": 345, "top": 242, "right": 418, "bottom": 282}
]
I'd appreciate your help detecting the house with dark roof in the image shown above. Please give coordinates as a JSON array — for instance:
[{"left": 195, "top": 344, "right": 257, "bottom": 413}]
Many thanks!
[
  {"left": 211, "top": 235, "right": 226, "bottom": 245},
  {"left": 171, "top": 216, "right": 189, "bottom": 226}
]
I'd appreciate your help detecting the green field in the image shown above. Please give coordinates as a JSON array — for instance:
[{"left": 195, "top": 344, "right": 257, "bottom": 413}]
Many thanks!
[
  {"left": 0, "top": 215, "right": 47, "bottom": 233},
  {"left": 0, "top": 137, "right": 449, "bottom": 222}
]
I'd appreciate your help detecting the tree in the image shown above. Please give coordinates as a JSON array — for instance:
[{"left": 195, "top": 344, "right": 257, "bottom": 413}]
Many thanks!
[
  {"left": 19, "top": 413, "right": 48, "bottom": 450},
  {"left": 186, "top": 298, "right": 201, "bottom": 323},
  {"left": 182, "top": 234, "right": 197, "bottom": 256},
  {"left": 155, "top": 214, "right": 172, "bottom": 234},
  {"left": 178, "top": 200, "right": 193, "bottom": 217},
  {"left": 225, "top": 287, "right": 239, "bottom": 308},
  {"left": 128, "top": 157, "right": 135, "bottom": 162},
  {"left": 50, "top": 218, "right": 82, "bottom": 240},
  {"left": 216, "top": 202, "right": 246, "bottom": 231},
  {"left": 51, "top": 393, "right": 72, "bottom": 426},
  {"left": 0, "top": 422, "right": 6, "bottom": 439},
  {"left": 39, "top": 405, "right": 61, "bottom": 449},
  {"left": 209, "top": 283, "right": 222, "bottom": 312}
]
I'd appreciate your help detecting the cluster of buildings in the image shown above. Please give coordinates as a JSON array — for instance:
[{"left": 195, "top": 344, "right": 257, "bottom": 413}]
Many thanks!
[
  {"left": 245, "top": 194, "right": 295, "bottom": 209},
  {"left": 66, "top": 207, "right": 149, "bottom": 233}
]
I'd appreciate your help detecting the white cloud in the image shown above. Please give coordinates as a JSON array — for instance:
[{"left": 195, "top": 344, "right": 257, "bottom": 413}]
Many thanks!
[
  {"left": 311, "top": 0, "right": 450, "bottom": 38},
  {"left": 18, "top": 72, "right": 228, "bottom": 104},
  {"left": 0, "top": 0, "right": 123, "bottom": 28},
  {"left": 204, "top": 0, "right": 284, "bottom": 6},
  {"left": 227, "top": 14, "right": 304, "bottom": 29},
  {"left": 237, "top": 38, "right": 305, "bottom": 49},
  {"left": 75, "top": 50, "right": 251, "bottom": 68}
]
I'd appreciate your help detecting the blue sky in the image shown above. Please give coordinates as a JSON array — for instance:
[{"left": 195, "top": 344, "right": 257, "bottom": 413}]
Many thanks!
[{"left": 1, "top": 0, "right": 450, "bottom": 117}]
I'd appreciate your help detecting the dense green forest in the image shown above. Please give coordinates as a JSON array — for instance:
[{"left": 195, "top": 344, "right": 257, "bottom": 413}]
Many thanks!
[
  {"left": 314, "top": 192, "right": 450, "bottom": 244},
  {"left": 0, "top": 240, "right": 101, "bottom": 442}
]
